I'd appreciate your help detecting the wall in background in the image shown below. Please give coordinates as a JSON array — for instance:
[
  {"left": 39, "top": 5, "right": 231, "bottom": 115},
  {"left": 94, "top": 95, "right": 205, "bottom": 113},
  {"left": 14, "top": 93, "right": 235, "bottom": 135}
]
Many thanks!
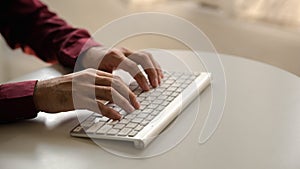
[{"left": 1, "top": 0, "right": 299, "bottom": 83}]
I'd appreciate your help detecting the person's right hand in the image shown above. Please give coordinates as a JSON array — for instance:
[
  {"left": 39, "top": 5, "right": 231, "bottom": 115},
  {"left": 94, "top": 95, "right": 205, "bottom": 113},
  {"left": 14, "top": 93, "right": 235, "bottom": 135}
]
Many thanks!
[{"left": 33, "top": 68, "right": 140, "bottom": 120}]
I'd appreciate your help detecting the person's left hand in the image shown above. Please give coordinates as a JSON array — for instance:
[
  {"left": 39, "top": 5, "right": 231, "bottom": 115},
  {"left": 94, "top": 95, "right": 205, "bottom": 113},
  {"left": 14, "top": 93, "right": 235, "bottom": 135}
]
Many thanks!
[{"left": 80, "top": 47, "right": 164, "bottom": 91}]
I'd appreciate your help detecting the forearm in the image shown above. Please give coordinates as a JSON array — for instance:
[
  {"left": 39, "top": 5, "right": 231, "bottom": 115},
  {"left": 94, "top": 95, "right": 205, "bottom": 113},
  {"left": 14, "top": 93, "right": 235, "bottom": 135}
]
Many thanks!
[{"left": 0, "top": 81, "right": 38, "bottom": 123}]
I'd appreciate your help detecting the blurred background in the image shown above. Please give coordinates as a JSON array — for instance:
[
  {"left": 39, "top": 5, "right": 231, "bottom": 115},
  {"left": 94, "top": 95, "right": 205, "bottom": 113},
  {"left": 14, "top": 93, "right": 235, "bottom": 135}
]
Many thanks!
[{"left": 1, "top": 0, "right": 300, "bottom": 82}]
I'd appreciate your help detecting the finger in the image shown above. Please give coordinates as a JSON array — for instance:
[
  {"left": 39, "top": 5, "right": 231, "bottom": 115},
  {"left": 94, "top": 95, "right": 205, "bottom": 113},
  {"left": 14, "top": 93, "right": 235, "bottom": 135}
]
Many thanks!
[
  {"left": 140, "top": 51, "right": 164, "bottom": 84},
  {"left": 101, "top": 48, "right": 150, "bottom": 91},
  {"left": 127, "top": 52, "right": 160, "bottom": 87},
  {"left": 99, "top": 48, "right": 125, "bottom": 72},
  {"left": 119, "top": 47, "right": 134, "bottom": 57},
  {"left": 96, "top": 100, "right": 121, "bottom": 120},
  {"left": 118, "top": 57, "right": 150, "bottom": 91},
  {"left": 95, "top": 86, "right": 136, "bottom": 113},
  {"left": 95, "top": 69, "right": 113, "bottom": 78},
  {"left": 148, "top": 54, "right": 164, "bottom": 80},
  {"left": 74, "top": 96, "right": 121, "bottom": 120},
  {"left": 93, "top": 75, "right": 140, "bottom": 109},
  {"left": 112, "top": 76, "right": 140, "bottom": 109}
]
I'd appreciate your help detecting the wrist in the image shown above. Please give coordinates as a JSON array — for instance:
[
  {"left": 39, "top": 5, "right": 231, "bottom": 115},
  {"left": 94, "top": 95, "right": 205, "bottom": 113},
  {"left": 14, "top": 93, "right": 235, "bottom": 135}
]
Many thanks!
[
  {"left": 33, "top": 80, "right": 43, "bottom": 111},
  {"left": 79, "top": 46, "right": 107, "bottom": 70}
]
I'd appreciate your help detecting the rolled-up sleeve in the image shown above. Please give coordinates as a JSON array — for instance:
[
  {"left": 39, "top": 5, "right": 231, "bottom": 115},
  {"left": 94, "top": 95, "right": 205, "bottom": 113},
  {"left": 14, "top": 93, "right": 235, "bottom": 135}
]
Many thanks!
[
  {"left": 0, "top": 0, "right": 101, "bottom": 122},
  {"left": 0, "top": 0, "right": 101, "bottom": 67},
  {"left": 0, "top": 81, "right": 38, "bottom": 122}
]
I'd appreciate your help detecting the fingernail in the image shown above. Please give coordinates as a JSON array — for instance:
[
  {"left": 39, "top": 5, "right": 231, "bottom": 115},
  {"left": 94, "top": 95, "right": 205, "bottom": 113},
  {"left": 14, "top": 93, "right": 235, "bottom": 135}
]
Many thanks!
[
  {"left": 143, "top": 84, "right": 150, "bottom": 91},
  {"left": 128, "top": 105, "right": 135, "bottom": 113},
  {"left": 116, "top": 114, "right": 122, "bottom": 120},
  {"left": 134, "top": 101, "right": 140, "bottom": 109},
  {"left": 153, "top": 79, "right": 158, "bottom": 87}
]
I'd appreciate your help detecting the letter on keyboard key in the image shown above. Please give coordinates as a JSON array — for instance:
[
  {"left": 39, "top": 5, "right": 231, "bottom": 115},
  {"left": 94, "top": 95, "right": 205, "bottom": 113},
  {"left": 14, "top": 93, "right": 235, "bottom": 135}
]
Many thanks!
[{"left": 118, "top": 128, "right": 132, "bottom": 136}]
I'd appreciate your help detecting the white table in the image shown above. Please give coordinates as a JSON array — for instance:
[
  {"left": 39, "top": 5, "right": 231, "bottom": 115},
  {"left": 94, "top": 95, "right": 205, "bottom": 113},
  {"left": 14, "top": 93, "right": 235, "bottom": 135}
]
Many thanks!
[{"left": 0, "top": 50, "right": 299, "bottom": 169}]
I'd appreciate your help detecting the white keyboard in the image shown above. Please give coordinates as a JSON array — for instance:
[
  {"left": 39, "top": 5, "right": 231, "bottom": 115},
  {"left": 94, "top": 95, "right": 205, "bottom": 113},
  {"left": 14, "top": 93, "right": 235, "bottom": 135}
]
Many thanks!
[{"left": 70, "top": 71, "right": 211, "bottom": 149}]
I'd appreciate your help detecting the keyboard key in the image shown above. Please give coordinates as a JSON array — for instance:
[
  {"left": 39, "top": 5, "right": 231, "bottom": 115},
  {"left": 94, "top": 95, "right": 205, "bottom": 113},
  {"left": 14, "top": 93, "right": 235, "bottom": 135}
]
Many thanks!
[
  {"left": 86, "top": 116, "right": 96, "bottom": 122},
  {"left": 171, "top": 92, "right": 179, "bottom": 97},
  {"left": 118, "top": 128, "right": 132, "bottom": 136},
  {"left": 166, "top": 96, "right": 175, "bottom": 102},
  {"left": 131, "top": 118, "right": 143, "bottom": 123},
  {"left": 139, "top": 104, "right": 147, "bottom": 110},
  {"left": 137, "top": 113, "right": 148, "bottom": 119},
  {"left": 146, "top": 115, "right": 155, "bottom": 121},
  {"left": 153, "top": 99, "right": 163, "bottom": 105},
  {"left": 73, "top": 126, "right": 83, "bottom": 133},
  {"left": 86, "top": 122, "right": 105, "bottom": 133},
  {"left": 125, "top": 114, "right": 136, "bottom": 119},
  {"left": 151, "top": 111, "right": 159, "bottom": 116},
  {"left": 167, "top": 87, "right": 177, "bottom": 92},
  {"left": 107, "top": 128, "right": 119, "bottom": 135},
  {"left": 107, "top": 120, "right": 119, "bottom": 125},
  {"left": 145, "top": 96, "right": 156, "bottom": 101},
  {"left": 142, "top": 108, "right": 153, "bottom": 114},
  {"left": 128, "top": 130, "right": 138, "bottom": 137},
  {"left": 95, "top": 116, "right": 109, "bottom": 123},
  {"left": 141, "top": 100, "right": 151, "bottom": 105},
  {"left": 113, "top": 124, "right": 125, "bottom": 129},
  {"left": 140, "top": 120, "right": 150, "bottom": 126},
  {"left": 157, "top": 95, "right": 168, "bottom": 100},
  {"left": 134, "top": 125, "right": 144, "bottom": 131},
  {"left": 156, "top": 105, "right": 165, "bottom": 111},
  {"left": 161, "top": 101, "right": 170, "bottom": 106},
  {"left": 147, "top": 104, "right": 158, "bottom": 109},
  {"left": 119, "top": 118, "right": 130, "bottom": 124},
  {"left": 81, "top": 121, "right": 94, "bottom": 128},
  {"left": 126, "top": 123, "right": 138, "bottom": 128},
  {"left": 97, "top": 124, "right": 112, "bottom": 134}
]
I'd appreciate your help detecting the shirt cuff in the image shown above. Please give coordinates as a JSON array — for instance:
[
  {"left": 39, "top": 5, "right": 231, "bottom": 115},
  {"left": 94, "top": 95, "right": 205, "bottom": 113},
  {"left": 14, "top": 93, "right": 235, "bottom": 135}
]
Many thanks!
[
  {"left": 58, "top": 37, "right": 101, "bottom": 68},
  {"left": 0, "top": 80, "right": 39, "bottom": 123}
]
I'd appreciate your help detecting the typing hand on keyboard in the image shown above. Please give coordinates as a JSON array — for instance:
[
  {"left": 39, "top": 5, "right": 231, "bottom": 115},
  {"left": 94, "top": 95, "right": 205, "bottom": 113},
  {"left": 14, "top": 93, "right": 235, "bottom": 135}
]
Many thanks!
[
  {"left": 77, "top": 48, "right": 165, "bottom": 120},
  {"left": 71, "top": 71, "right": 211, "bottom": 148}
]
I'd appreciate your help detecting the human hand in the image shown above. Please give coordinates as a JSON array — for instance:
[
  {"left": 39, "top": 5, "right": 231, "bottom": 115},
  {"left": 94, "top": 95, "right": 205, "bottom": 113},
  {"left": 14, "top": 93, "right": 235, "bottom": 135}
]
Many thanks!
[
  {"left": 80, "top": 47, "right": 164, "bottom": 91},
  {"left": 33, "top": 68, "right": 140, "bottom": 120}
]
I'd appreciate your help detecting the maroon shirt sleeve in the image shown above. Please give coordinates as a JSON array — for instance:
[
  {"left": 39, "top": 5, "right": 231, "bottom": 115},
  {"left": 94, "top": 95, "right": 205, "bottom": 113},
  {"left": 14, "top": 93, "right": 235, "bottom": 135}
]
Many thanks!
[
  {"left": 0, "top": 0, "right": 101, "bottom": 122},
  {"left": 0, "top": 81, "right": 38, "bottom": 122}
]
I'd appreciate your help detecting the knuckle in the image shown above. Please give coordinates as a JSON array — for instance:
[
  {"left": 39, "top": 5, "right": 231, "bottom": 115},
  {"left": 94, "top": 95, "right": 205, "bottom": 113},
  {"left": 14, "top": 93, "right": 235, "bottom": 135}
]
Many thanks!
[
  {"left": 119, "top": 47, "right": 128, "bottom": 52},
  {"left": 103, "top": 76, "right": 113, "bottom": 85},
  {"left": 119, "top": 98, "right": 128, "bottom": 106},
  {"left": 113, "top": 75, "right": 122, "bottom": 81},
  {"left": 108, "top": 48, "right": 121, "bottom": 56},
  {"left": 104, "top": 87, "right": 113, "bottom": 99},
  {"left": 85, "top": 68, "right": 95, "bottom": 72}
]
